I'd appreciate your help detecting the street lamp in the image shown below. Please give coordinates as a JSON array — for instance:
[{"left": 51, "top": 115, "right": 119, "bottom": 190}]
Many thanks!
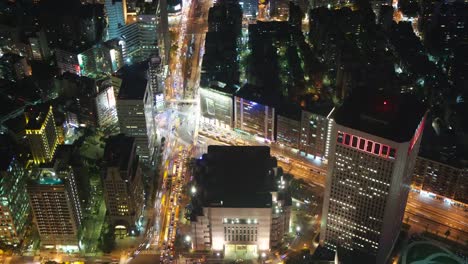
[
  {"left": 296, "top": 226, "right": 301, "bottom": 232},
  {"left": 191, "top": 186, "right": 197, "bottom": 195},
  {"left": 185, "top": 235, "right": 191, "bottom": 243},
  {"left": 261, "top": 252, "right": 267, "bottom": 258}
]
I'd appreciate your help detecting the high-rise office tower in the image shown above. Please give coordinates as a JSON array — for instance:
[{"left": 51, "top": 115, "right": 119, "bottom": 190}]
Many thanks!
[
  {"left": 28, "top": 30, "right": 51, "bottom": 61},
  {"left": 77, "top": 39, "right": 124, "bottom": 77},
  {"left": 27, "top": 166, "right": 82, "bottom": 250},
  {"left": 105, "top": 0, "right": 127, "bottom": 40},
  {"left": 102, "top": 134, "right": 145, "bottom": 236},
  {"left": 117, "top": 64, "right": 156, "bottom": 160},
  {"left": 320, "top": 91, "right": 426, "bottom": 263},
  {"left": 0, "top": 154, "right": 30, "bottom": 246},
  {"left": 25, "top": 105, "right": 60, "bottom": 165},
  {"left": 117, "top": 15, "right": 158, "bottom": 64}
]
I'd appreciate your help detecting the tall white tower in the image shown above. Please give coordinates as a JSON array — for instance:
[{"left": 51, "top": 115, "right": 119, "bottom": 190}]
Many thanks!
[{"left": 320, "top": 91, "right": 426, "bottom": 263}]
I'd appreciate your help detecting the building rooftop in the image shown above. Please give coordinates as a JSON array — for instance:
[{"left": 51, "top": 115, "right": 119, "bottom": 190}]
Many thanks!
[
  {"left": 0, "top": 134, "right": 14, "bottom": 172},
  {"left": 298, "top": 95, "right": 335, "bottom": 117},
  {"left": 335, "top": 90, "right": 427, "bottom": 142},
  {"left": 117, "top": 62, "right": 149, "bottom": 100},
  {"left": 277, "top": 103, "right": 302, "bottom": 121},
  {"left": 103, "top": 134, "right": 136, "bottom": 171},
  {"left": 196, "top": 146, "right": 278, "bottom": 208},
  {"left": 24, "top": 104, "right": 53, "bottom": 130},
  {"left": 38, "top": 176, "right": 63, "bottom": 185},
  {"left": 235, "top": 83, "right": 281, "bottom": 107},
  {"left": 28, "top": 167, "right": 64, "bottom": 186},
  {"left": 205, "top": 81, "right": 239, "bottom": 95},
  {"left": 0, "top": 53, "right": 24, "bottom": 63}
]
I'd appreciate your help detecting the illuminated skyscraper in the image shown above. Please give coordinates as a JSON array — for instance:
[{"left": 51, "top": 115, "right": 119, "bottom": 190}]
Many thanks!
[
  {"left": 320, "top": 91, "right": 426, "bottom": 263},
  {"left": 117, "top": 15, "right": 158, "bottom": 64},
  {"left": 27, "top": 166, "right": 82, "bottom": 250},
  {"left": 77, "top": 40, "right": 124, "bottom": 77},
  {"left": 25, "top": 105, "right": 60, "bottom": 165},
  {"left": 116, "top": 66, "right": 154, "bottom": 160},
  {"left": 105, "top": 0, "right": 127, "bottom": 40},
  {"left": 0, "top": 154, "right": 30, "bottom": 246},
  {"left": 28, "top": 30, "right": 51, "bottom": 61}
]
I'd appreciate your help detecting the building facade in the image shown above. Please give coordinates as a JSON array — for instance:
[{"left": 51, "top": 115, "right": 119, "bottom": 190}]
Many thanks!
[
  {"left": 117, "top": 15, "right": 158, "bottom": 64},
  {"left": 116, "top": 70, "right": 152, "bottom": 160},
  {"left": 25, "top": 106, "right": 60, "bottom": 165},
  {"left": 148, "top": 55, "right": 165, "bottom": 113},
  {"left": 96, "top": 85, "right": 118, "bottom": 129},
  {"left": 0, "top": 156, "right": 30, "bottom": 246},
  {"left": 234, "top": 97, "right": 275, "bottom": 141},
  {"left": 77, "top": 40, "right": 124, "bottom": 77},
  {"left": 320, "top": 92, "right": 426, "bottom": 263},
  {"left": 191, "top": 146, "right": 290, "bottom": 258},
  {"left": 0, "top": 53, "right": 31, "bottom": 81},
  {"left": 412, "top": 156, "right": 467, "bottom": 204},
  {"left": 299, "top": 108, "right": 334, "bottom": 160},
  {"left": 27, "top": 167, "right": 82, "bottom": 250},
  {"left": 55, "top": 49, "right": 81, "bottom": 75},
  {"left": 105, "top": 0, "right": 127, "bottom": 40},
  {"left": 200, "top": 85, "right": 235, "bottom": 129},
  {"left": 276, "top": 113, "right": 301, "bottom": 149},
  {"left": 102, "top": 135, "right": 145, "bottom": 235},
  {"left": 28, "top": 30, "right": 51, "bottom": 61}
]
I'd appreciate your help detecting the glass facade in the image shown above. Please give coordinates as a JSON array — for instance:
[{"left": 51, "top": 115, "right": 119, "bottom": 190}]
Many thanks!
[{"left": 0, "top": 157, "right": 30, "bottom": 246}]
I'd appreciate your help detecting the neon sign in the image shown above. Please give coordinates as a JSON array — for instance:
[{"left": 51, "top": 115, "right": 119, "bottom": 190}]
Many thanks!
[
  {"left": 337, "top": 131, "right": 396, "bottom": 159},
  {"left": 408, "top": 115, "right": 426, "bottom": 153}
]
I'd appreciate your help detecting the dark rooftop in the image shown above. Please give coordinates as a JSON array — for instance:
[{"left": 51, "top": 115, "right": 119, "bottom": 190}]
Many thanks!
[
  {"left": 335, "top": 90, "right": 427, "bottom": 142},
  {"left": 235, "top": 83, "right": 281, "bottom": 107},
  {"left": 0, "top": 134, "right": 15, "bottom": 172},
  {"left": 277, "top": 103, "right": 302, "bottom": 121},
  {"left": 298, "top": 95, "right": 335, "bottom": 117},
  {"left": 103, "top": 134, "right": 135, "bottom": 171},
  {"left": 24, "top": 104, "right": 53, "bottom": 130},
  {"left": 117, "top": 62, "right": 149, "bottom": 100},
  {"left": 196, "top": 146, "right": 278, "bottom": 208},
  {"left": 0, "top": 53, "right": 24, "bottom": 63},
  {"left": 205, "top": 81, "right": 239, "bottom": 95}
]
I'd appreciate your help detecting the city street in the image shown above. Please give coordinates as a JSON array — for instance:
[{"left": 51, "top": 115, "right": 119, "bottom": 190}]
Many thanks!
[{"left": 404, "top": 191, "right": 468, "bottom": 244}]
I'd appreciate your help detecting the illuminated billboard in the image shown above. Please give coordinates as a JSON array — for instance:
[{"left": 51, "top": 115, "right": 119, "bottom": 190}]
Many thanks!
[
  {"left": 199, "top": 87, "right": 233, "bottom": 128},
  {"left": 155, "top": 92, "right": 164, "bottom": 113},
  {"left": 96, "top": 86, "right": 118, "bottom": 128}
]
